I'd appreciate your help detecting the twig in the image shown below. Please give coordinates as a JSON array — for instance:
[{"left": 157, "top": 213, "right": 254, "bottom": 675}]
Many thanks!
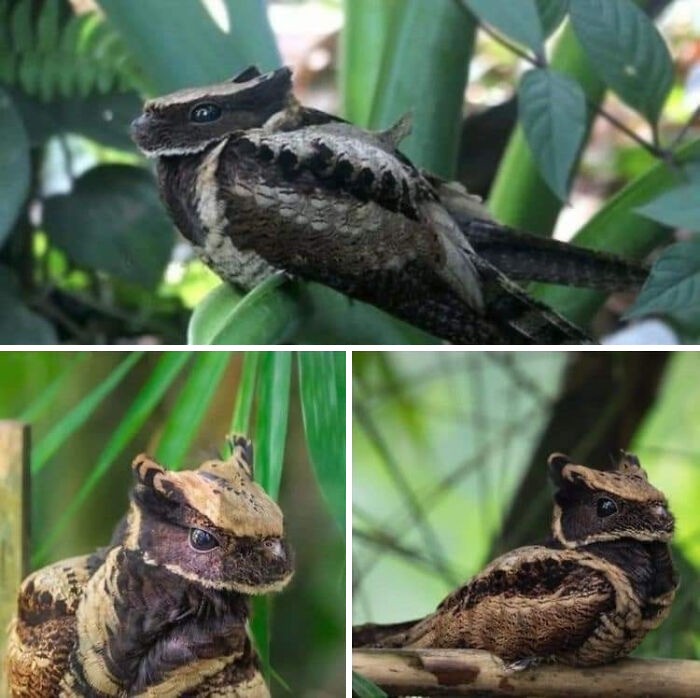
[
  {"left": 353, "top": 648, "right": 700, "bottom": 697},
  {"left": 452, "top": 0, "right": 675, "bottom": 163}
]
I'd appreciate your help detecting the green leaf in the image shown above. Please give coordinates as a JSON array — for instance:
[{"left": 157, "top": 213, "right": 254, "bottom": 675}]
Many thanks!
[
  {"left": 0, "top": 88, "right": 30, "bottom": 245},
  {"left": 33, "top": 352, "right": 143, "bottom": 473},
  {"left": 187, "top": 275, "right": 299, "bottom": 345},
  {"left": 536, "top": 0, "right": 569, "bottom": 37},
  {"left": 570, "top": 0, "right": 672, "bottom": 125},
  {"left": 155, "top": 352, "right": 231, "bottom": 469},
  {"left": 465, "top": 0, "right": 544, "bottom": 55},
  {"left": 43, "top": 164, "right": 173, "bottom": 289},
  {"left": 96, "top": 0, "right": 280, "bottom": 93},
  {"left": 531, "top": 138, "right": 700, "bottom": 324},
  {"left": 489, "top": 21, "right": 606, "bottom": 235},
  {"left": 625, "top": 241, "right": 700, "bottom": 332},
  {"left": 518, "top": 68, "right": 587, "bottom": 201},
  {"left": 352, "top": 672, "right": 388, "bottom": 698},
  {"left": 32, "top": 352, "right": 191, "bottom": 567},
  {"left": 370, "top": 0, "right": 476, "bottom": 176},
  {"left": 298, "top": 352, "right": 346, "bottom": 532},
  {"left": 636, "top": 163, "right": 700, "bottom": 232},
  {"left": 255, "top": 352, "right": 291, "bottom": 501},
  {"left": 230, "top": 352, "right": 260, "bottom": 437}
]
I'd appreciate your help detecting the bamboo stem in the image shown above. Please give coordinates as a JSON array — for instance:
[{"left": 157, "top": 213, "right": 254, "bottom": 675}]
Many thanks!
[
  {"left": 353, "top": 648, "right": 700, "bottom": 697},
  {"left": 0, "top": 421, "right": 30, "bottom": 698}
]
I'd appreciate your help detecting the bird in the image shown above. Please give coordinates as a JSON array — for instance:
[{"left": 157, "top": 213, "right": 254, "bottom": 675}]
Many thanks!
[
  {"left": 7, "top": 435, "right": 293, "bottom": 697},
  {"left": 352, "top": 452, "right": 677, "bottom": 669},
  {"left": 130, "top": 65, "right": 647, "bottom": 344}
]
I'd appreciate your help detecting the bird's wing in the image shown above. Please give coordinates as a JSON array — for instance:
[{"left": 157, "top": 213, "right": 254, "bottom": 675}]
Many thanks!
[{"left": 410, "top": 546, "right": 616, "bottom": 661}]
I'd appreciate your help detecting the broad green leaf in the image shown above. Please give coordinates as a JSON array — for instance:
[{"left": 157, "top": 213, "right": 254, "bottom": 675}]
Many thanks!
[
  {"left": 298, "top": 352, "right": 346, "bottom": 532},
  {"left": 465, "top": 0, "right": 544, "bottom": 55},
  {"left": 531, "top": 138, "right": 700, "bottom": 324},
  {"left": 352, "top": 672, "right": 388, "bottom": 698},
  {"left": 96, "top": 0, "right": 280, "bottom": 93},
  {"left": 341, "top": 0, "right": 403, "bottom": 126},
  {"left": 0, "top": 88, "right": 30, "bottom": 245},
  {"left": 230, "top": 352, "right": 260, "bottom": 437},
  {"left": 536, "top": 0, "right": 569, "bottom": 37},
  {"left": 636, "top": 163, "right": 700, "bottom": 232},
  {"left": 33, "top": 352, "right": 191, "bottom": 566},
  {"left": 33, "top": 352, "right": 143, "bottom": 473},
  {"left": 43, "top": 165, "right": 173, "bottom": 289},
  {"left": 625, "top": 241, "right": 700, "bottom": 332},
  {"left": 0, "top": 294, "right": 57, "bottom": 344},
  {"left": 254, "top": 351, "right": 291, "bottom": 501},
  {"left": 370, "top": 0, "right": 476, "bottom": 176},
  {"left": 489, "top": 22, "right": 606, "bottom": 235},
  {"left": 187, "top": 275, "right": 299, "bottom": 345},
  {"left": 155, "top": 352, "right": 231, "bottom": 469},
  {"left": 188, "top": 278, "right": 438, "bottom": 345},
  {"left": 570, "top": 0, "right": 672, "bottom": 125},
  {"left": 518, "top": 68, "right": 587, "bottom": 200}
]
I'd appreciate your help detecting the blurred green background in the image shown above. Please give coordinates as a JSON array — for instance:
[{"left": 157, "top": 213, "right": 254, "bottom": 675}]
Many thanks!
[
  {"left": 353, "top": 350, "right": 700, "bottom": 660},
  {"left": 0, "top": 350, "right": 345, "bottom": 697}
]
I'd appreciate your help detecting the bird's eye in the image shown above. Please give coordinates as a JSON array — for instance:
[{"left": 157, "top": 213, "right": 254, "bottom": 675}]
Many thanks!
[
  {"left": 596, "top": 497, "right": 618, "bottom": 518},
  {"left": 189, "top": 527, "right": 219, "bottom": 551},
  {"left": 190, "top": 103, "right": 222, "bottom": 123}
]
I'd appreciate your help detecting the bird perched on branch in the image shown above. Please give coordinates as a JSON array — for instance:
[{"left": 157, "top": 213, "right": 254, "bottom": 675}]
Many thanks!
[
  {"left": 131, "top": 66, "right": 647, "bottom": 344},
  {"left": 7, "top": 436, "right": 293, "bottom": 697},
  {"left": 353, "top": 452, "right": 677, "bottom": 668}
]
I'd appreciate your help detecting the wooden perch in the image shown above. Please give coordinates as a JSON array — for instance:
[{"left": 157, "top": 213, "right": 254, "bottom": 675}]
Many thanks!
[{"left": 353, "top": 648, "right": 700, "bottom": 697}]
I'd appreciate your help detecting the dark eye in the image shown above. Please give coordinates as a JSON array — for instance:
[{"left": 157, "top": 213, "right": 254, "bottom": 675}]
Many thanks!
[
  {"left": 189, "top": 527, "right": 219, "bottom": 551},
  {"left": 597, "top": 497, "right": 618, "bottom": 518},
  {"left": 190, "top": 103, "right": 222, "bottom": 123}
]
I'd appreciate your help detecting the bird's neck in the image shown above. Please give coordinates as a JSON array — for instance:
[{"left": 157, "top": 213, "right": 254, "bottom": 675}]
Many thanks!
[{"left": 70, "top": 546, "right": 252, "bottom": 695}]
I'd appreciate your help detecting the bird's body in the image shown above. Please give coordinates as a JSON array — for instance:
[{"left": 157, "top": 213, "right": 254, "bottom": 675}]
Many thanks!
[
  {"left": 131, "top": 66, "right": 648, "bottom": 345},
  {"left": 353, "top": 453, "right": 677, "bottom": 667},
  {"left": 7, "top": 436, "right": 292, "bottom": 697}
]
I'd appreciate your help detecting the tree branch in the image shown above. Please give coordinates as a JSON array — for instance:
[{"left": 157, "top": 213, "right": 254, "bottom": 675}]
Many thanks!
[{"left": 353, "top": 648, "right": 700, "bottom": 697}]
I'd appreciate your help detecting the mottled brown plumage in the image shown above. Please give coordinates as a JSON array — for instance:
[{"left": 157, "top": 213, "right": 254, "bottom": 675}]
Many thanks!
[
  {"left": 130, "top": 66, "right": 648, "bottom": 345},
  {"left": 7, "top": 436, "right": 292, "bottom": 696},
  {"left": 353, "top": 452, "right": 677, "bottom": 668}
]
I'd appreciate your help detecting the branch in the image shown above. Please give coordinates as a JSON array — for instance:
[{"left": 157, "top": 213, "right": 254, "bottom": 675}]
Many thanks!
[{"left": 353, "top": 648, "right": 700, "bottom": 697}]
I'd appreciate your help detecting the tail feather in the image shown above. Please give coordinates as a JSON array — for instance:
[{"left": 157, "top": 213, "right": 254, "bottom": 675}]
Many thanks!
[{"left": 353, "top": 616, "right": 437, "bottom": 648}]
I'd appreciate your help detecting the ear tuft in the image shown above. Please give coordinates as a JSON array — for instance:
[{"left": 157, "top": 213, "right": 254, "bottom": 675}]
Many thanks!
[
  {"left": 132, "top": 454, "right": 165, "bottom": 489},
  {"left": 230, "top": 65, "right": 262, "bottom": 83},
  {"left": 227, "top": 434, "right": 255, "bottom": 479},
  {"left": 548, "top": 452, "right": 571, "bottom": 486}
]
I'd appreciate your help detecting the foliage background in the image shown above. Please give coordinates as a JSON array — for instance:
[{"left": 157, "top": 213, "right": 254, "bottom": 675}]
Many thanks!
[
  {"left": 0, "top": 350, "right": 345, "bottom": 698},
  {"left": 1, "top": 0, "right": 699, "bottom": 344},
  {"left": 353, "top": 351, "right": 700, "bottom": 662}
]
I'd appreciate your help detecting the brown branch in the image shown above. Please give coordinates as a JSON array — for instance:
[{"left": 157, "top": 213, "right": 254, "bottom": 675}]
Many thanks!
[{"left": 353, "top": 648, "right": 700, "bottom": 697}]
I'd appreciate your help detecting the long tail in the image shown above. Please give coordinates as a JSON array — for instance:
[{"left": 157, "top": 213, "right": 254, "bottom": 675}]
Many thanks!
[{"left": 430, "top": 174, "right": 648, "bottom": 292}]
